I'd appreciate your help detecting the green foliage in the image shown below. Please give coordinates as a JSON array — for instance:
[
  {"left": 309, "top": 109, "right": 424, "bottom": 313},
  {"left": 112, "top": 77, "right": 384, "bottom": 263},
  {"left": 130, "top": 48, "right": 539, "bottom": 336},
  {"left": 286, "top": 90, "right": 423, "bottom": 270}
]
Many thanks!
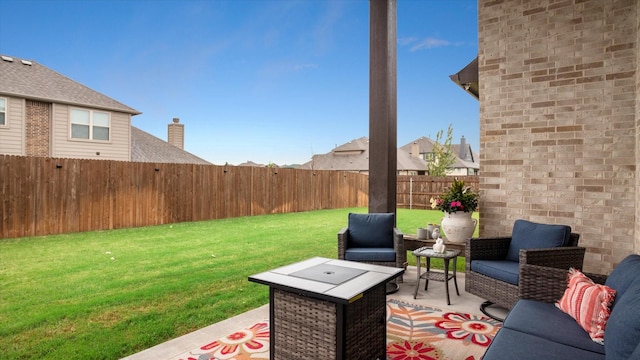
[
  {"left": 0, "top": 208, "right": 472, "bottom": 360},
  {"left": 427, "top": 124, "right": 456, "bottom": 176},
  {"left": 430, "top": 178, "right": 479, "bottom": 213}
]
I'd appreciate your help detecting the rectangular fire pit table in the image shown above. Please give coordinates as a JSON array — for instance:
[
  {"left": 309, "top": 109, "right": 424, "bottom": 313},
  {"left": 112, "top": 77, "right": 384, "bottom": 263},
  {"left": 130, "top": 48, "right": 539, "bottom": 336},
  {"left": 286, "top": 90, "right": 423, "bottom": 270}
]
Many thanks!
[{"left": 248, "top": 257, "right": 404, "bottom": 360}]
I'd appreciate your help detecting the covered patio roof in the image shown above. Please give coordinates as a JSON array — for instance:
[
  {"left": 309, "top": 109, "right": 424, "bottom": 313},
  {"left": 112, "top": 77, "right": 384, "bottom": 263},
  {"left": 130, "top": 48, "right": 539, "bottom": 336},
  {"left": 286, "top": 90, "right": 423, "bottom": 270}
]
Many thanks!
[{"left": 449, "top": 56, "right": 479, "bottom": 99}]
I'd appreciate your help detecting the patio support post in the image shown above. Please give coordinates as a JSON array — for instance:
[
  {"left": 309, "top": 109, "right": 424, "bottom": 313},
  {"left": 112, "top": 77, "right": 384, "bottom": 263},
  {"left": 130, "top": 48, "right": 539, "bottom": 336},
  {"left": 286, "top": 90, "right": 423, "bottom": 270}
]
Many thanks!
[{"left": 368, "top": 0, "right": 397, "bottom": 215}]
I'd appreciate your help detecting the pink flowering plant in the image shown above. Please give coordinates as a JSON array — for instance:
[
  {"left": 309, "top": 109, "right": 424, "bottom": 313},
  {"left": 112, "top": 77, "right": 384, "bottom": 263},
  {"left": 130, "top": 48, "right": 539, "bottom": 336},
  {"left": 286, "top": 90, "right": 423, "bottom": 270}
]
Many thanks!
[{"left": 430, "top": 178, "right": 478, "bottom": 214}]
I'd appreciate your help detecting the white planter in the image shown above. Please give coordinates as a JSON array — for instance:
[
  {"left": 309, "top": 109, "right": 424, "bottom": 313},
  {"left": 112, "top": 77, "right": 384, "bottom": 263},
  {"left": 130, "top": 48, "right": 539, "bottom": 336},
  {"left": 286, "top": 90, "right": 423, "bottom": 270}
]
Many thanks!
[{"left": 441, "top": 211, "right": 477, "bottom": 244}]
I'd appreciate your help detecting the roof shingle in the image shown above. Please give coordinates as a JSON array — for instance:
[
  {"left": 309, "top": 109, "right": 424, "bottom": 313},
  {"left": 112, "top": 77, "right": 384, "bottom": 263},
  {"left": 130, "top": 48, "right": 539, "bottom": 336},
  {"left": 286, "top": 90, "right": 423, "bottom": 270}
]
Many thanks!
[
  {"left": 131, "top": 127, "right": 211, "bottom": 165},
  {"left": 0, "top": 55, "right": 140, "bottom": 114}
]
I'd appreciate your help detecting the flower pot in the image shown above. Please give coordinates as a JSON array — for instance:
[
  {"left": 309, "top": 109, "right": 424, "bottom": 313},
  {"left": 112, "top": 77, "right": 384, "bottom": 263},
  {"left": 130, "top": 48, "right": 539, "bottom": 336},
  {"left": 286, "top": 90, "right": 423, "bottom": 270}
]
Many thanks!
[
  {"left": 441, "top": 211, "right": 477, "bottom": 244},
  {"left": 426, "top": 224, "right": 439, "bottom": 239},
  {"left": 417, "top": 227, "right": 429, "bottom": 240}
]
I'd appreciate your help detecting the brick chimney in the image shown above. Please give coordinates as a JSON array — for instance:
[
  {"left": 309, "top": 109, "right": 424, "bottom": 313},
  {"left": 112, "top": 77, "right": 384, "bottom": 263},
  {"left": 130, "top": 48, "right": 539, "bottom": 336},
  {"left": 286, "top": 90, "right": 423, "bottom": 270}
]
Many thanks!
[
  {"left": 411, "top": 142, "right": 420, "bottom": 159},
  {"left": 459, "top": 136, "right": 467, "bottom": 160},
  {"left": 168, "top": 117, "right": 184, "bottom": 149}
]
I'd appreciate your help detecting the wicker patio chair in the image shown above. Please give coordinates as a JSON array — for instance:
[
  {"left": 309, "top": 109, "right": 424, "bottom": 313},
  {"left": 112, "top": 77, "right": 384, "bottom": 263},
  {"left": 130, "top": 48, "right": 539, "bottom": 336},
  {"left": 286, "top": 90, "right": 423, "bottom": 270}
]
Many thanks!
[
  {"left": 338, "top": 212, "right": 405, "bottom": 291},
  {"left": 465, "top": 220, "right": 585, "bottom": 320},
  {"left": 518, "top": 263, "right": 608, "bottom": 304}
]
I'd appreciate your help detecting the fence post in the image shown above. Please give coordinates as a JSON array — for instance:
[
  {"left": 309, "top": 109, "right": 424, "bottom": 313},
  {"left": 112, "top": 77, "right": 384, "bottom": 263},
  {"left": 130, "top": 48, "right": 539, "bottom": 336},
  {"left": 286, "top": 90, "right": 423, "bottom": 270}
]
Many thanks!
[{"left": 409, "top": 177, "right": 413, "bottom": 209}]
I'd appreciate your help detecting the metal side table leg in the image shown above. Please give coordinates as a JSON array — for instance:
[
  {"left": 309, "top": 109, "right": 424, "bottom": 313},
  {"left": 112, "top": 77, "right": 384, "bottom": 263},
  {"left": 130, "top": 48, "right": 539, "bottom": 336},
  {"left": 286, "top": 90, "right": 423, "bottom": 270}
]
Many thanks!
[
  {"left": 444, "top": 258, "right": 451, "bottom": 305},
  {"left": 424, "top": 257, "right": 430, "bottom": 291},
  {"left": 453, "top": 256, "right": 460, "bottom": 296},
  {"left": 413, "top": 254, "right": 421, "bottom": 299}
]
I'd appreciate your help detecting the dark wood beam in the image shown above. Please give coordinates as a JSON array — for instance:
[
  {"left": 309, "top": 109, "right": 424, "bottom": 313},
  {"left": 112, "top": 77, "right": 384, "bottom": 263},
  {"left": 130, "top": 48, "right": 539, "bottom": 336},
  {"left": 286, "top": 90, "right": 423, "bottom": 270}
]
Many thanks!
[{"left": 369, "top": 0, "right": 397, "bottom": 214}]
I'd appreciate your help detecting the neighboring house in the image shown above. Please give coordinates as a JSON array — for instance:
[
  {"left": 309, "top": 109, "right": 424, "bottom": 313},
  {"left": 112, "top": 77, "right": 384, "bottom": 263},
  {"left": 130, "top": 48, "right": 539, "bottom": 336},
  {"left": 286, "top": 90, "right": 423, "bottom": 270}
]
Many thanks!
[
  {"left": 237, "top": 160, "right": 275, "bottom": 167},
  {"left": 400, "top": 136, "right": 479, "bottom": 176},
  {"left": 238, "top": 161, "right": 264, "bottom": 167},
  {"left": 0, "top": 54, "right": 208, "bottom": 164},
  {"left": 298, "top": 137, "right": 429, "bottom": 175},
  {"left": 131, "top": 125, "right": 210, "bottom": 165},
  {"left": 299, "top": 136, "right": 479, "bottom": 176}
]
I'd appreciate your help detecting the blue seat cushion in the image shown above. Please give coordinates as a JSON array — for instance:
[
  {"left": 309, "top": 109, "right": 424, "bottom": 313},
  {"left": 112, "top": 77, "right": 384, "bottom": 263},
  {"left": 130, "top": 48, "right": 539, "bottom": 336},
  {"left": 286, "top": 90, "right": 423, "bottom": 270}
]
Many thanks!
[
  {"left": 471, "top": 260, "right": 519, "bottom": 285},
  {"left": 604, "top": 277, "right": 640, "bottom": 360},
  {"left": 629, "top": 343, "right": 640, "bottom": 360},
  {"left": 344, "top": 248, "right": 396, "bottom": 262},
  {"left": 604, "top": 254, "right": 640, "bottom": 309},
  {"left": 503, "top": 300, "right": 604, "bottom": 354},
  {"left": 347, "top": 212, "right": 394, "bottom": 248},
  {"left": 482, "top": 327, "right": 605, "bottom": 360},
  {"left": 506, "top": 220, "right": 571, "bottom": 262}
]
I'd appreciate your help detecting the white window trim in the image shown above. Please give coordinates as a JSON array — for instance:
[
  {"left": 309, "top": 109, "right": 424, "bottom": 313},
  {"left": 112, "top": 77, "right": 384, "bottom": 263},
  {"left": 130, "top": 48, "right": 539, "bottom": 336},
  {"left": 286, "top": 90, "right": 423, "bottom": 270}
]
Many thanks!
[
  {"left": 0, "top": 97, "right": 7, "bottom": 127},
  {"left": 69, "top": 107, "right": 111, "bottom": 142}
]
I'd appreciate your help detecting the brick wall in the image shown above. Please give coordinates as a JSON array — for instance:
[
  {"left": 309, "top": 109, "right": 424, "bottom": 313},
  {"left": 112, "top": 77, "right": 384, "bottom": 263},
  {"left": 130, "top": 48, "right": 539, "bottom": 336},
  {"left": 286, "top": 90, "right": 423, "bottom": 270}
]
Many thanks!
[
  {"left": 25, "top": 100, "right": 51, "bottom": 157},
  {"left": 478, "top": 0, "right": 638, "bottom": 273}
]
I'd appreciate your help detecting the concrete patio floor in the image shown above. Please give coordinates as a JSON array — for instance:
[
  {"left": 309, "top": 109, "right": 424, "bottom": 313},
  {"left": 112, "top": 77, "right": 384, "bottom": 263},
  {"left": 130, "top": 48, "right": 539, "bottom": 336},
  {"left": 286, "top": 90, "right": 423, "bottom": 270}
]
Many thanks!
[{"left": 122, "top": 265, "right": 509, "bottom": 360}]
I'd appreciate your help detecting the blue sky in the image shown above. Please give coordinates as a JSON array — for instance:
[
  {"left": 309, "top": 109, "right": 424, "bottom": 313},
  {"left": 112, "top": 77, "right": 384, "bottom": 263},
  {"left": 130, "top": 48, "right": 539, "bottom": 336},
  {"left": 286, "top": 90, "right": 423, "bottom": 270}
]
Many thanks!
[{"left": 0, "top": 0, "right": 478, "bottom": 166}]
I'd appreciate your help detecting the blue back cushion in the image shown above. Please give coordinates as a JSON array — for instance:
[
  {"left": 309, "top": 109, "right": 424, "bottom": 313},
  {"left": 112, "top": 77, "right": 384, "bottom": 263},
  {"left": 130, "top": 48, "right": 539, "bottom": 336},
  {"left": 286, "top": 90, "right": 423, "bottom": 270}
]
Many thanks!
[
  {"left": 506, "top": 220, "right": 571, "bottom": 262},
  {"left": 605, "top": 254, "right": 640, "bottom": 309},
  {"left": 605, "top": 277, "right": 640, "bottom": 360},
  {"left": 347, "top": 213, "right": 394, "bottom": 248}
]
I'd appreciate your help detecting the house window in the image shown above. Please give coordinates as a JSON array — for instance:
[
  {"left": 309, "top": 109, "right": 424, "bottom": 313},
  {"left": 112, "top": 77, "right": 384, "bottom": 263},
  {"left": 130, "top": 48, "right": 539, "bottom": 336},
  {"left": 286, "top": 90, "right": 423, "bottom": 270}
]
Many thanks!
[
  {"left": 0, "top": 98, "right": 6, "bottom": 125},
  {"left": 70, "top": 108, "right": 110, "bottom": 141}
]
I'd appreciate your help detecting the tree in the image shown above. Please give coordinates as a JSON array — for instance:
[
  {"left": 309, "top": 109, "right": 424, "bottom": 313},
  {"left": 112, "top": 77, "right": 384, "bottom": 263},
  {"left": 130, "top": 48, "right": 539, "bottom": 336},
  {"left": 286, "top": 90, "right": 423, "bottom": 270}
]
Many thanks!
[{"left": 427, "top": 124, "right": 456, "bottom": 177}]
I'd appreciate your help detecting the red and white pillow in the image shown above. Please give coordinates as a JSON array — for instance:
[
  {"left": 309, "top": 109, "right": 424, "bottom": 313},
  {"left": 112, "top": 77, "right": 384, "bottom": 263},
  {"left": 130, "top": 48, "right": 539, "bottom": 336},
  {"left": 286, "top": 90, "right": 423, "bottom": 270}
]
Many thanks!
[{"left": 556, "top": 268, "right": 616, "bottom": 344}]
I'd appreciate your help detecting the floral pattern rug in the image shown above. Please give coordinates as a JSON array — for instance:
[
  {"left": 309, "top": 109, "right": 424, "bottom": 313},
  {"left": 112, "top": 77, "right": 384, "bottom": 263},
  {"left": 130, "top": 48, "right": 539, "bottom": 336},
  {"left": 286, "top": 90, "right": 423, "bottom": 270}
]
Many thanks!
[
  {"left": 386, "top": 298, "right": 501, "bottom": 360},
  {"left": 174, "top": 299, "right": 501, "bottom": 360},
  {"left": 174, "top": 322, "right": 270, "bottom": 360}
]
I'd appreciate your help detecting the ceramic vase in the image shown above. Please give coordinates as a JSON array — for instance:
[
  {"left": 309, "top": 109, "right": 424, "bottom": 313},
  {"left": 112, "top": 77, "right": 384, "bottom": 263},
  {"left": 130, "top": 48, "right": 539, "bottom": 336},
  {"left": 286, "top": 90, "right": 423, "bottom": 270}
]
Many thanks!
[
  {"left": 426, "top": 224, "right": 439, "bottom": 239},
  {"left": 440, "top": 211, "right": 477, "bottom": 244}
]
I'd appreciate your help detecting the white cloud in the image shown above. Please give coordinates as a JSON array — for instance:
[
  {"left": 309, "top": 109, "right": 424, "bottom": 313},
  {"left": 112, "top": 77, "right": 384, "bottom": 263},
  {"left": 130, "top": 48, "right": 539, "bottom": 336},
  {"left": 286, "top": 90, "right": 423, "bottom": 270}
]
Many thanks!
[
  {"left": 294, "top": 63, "right": 319, "bottom": 71},
  {"left": 397, "top": 37, "right": 418, "bottom": 46},
  {"left": 407, "top": 37, "right": 464, "bottom": 52}
]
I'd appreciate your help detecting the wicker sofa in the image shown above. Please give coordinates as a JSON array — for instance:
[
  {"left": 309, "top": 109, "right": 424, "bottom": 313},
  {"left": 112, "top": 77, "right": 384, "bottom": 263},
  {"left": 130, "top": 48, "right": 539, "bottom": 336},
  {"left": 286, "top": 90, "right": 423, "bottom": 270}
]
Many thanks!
[
  {"left": 465, "top": 220, "right": 585, "bottom": 315},
  {"left": 482, "top": 254, "right": 640, "bottom": 360}
]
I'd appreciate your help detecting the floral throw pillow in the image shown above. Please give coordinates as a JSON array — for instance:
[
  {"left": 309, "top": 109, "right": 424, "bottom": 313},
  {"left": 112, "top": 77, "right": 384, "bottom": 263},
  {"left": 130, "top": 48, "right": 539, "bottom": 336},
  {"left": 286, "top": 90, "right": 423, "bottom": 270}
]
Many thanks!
[{"left": 556, "top": 268, "right": 616, "bottom": 344}]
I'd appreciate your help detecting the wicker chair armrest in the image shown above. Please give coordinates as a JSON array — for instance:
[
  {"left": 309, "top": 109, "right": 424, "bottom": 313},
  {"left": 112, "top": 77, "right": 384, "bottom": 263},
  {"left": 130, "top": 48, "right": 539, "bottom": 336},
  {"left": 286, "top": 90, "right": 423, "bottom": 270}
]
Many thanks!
[
  {"left": 520, "top": 246, "right": 585, "bottom": 269},
  {"left": 519, "top": 264, "right": 570, "bottom": 303},
  {"left": 393, "top": 228, "right": 406, "bottom": 267},
  {"left": 465, "top": 237, "right": 511, "bottom": 272},
  {"left": 337, "top": 227, "right": 348, "bottom": 260},
  {"left": 586, "top": 273, "right": 608, "bottom": 285},
  {"left": 519, "top": 263, "right": 608, "bottom": 303},
  {"left": 465, "top": 236, "right": 512, "bottom": 261}
]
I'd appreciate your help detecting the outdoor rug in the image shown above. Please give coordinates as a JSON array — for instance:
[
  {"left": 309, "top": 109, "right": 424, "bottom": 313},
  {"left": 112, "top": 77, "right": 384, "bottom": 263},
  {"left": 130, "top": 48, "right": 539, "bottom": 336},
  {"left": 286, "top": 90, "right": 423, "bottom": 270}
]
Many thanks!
[
  {"left": 385, "top": 298, "right": 501, "bottom": 360},
  {"left": 174, "top": 299, "right": 501, "bottom": 360}
]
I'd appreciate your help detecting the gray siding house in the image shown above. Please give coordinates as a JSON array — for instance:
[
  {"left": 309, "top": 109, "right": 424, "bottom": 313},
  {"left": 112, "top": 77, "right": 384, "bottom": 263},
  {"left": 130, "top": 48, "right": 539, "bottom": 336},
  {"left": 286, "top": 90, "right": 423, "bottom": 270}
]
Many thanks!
[
  {"left": 0, "top": 55, "right": 209, "bottom": 165},
  {"left": 300, "top": 136, "right": 479, "bottom": 175},
  {"left": 401, "top": 136, "right": 479, "bottom": 176}
]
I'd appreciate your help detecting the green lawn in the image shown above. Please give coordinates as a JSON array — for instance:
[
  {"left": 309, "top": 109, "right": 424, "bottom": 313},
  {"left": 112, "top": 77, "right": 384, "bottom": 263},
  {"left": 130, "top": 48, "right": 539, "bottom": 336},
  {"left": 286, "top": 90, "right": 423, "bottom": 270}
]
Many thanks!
[{"left": 0, "top": 208, "right": 477, "bottom": 359}]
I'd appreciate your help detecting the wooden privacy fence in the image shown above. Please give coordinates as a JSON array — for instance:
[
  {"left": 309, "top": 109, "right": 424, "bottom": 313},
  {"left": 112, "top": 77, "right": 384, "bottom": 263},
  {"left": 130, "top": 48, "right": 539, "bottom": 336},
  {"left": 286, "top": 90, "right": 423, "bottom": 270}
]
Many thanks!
[
  {"left": 0, "top": 155, "right": 477, "bottom": 238},
  {"left": 0, "top": 155, "right": 369, "bottom": 238},
  {"left": 396, "top": 175, "right": 479, "bottom": 210}
]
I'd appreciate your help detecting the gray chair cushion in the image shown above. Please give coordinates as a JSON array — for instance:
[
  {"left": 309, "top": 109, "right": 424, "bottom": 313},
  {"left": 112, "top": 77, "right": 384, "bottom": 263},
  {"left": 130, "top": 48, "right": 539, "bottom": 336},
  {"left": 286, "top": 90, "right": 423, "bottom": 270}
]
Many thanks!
[
  {"left": 503, "top": 300, "right": 604, "bottom": 354},
  {"left": 344, "top": 248, "right": 396, "bottom": 262},
  {"left": 604, "top": 254, "right": 640, "bottom": 309},
  {"left": 347, "top": 213, "right": 394, "bottom": 248},
  {"left": 471, "top": 260, "right": 519, "bottom": 285},
  {"left": 604, "top": 277, "right": 640, "bottom": 360},
  {"left": 506, "top": 220, "right": 571, "bottom": 262}
]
